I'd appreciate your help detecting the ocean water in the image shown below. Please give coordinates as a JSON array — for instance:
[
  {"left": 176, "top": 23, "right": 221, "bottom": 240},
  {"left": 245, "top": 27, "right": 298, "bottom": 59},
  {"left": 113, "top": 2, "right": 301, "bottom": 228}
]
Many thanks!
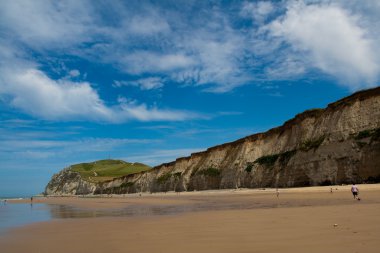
[{"left": 0, "top": 201, "right": 52, "bottom": 234}]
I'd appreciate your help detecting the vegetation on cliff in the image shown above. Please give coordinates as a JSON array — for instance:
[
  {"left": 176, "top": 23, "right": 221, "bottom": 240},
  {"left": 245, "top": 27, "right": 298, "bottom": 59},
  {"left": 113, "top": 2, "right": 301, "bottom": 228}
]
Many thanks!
[
  {"left": 354, "top": 127, "right": 380, "bottom": 141},
  {"left": 253, "top": 149, "right": 297, "bottom": 167},
  {"left": 300, "top": 136, "right": 325, "bottom": 151},
  {"left": 70, "top": 159, "right": 151, "bottom": 183},
  {"left": 198, "top": 167, "right": 221, "bottom": 177}
]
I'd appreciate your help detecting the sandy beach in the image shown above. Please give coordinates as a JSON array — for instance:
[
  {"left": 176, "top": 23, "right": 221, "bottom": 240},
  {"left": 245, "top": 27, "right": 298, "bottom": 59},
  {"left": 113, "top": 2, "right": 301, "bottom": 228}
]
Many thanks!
[{"left": 1, "top": 184, "right": 380, "bottom": 253}]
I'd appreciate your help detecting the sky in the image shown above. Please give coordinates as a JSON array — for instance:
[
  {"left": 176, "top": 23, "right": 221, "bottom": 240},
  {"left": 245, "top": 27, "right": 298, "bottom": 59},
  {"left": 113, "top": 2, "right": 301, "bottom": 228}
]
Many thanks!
[{"left": 0, "top": 0, "right": 379, "bottom": 197}]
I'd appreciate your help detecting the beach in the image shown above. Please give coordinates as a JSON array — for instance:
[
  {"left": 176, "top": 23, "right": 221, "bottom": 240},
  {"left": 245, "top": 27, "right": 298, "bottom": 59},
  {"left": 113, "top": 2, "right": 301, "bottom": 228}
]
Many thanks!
[{"left": 1, "top": 184, "right": 380, "bottom": 253}]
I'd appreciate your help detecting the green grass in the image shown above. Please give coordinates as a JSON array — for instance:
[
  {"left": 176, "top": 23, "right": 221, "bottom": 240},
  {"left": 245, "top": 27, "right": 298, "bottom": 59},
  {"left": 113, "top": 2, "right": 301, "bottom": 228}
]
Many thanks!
[{"left": 70, "top": 159, "right": 151, "bottom": 183}]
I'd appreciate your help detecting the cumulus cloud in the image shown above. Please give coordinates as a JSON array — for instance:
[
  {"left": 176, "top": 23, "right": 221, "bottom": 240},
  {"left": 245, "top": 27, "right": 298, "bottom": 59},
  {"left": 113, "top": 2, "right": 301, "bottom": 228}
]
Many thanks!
[
  {"left": 0, "top": 14, "right": 201, "bottom": 124},
  {"left": 267, "top": 1, "right": 379, "bottom": 89},
  {"left": 0, "top": 66, "right": 200, "bottom": 122},
  {"left": 0, "top": 68, "right": 114, "bottom": 121}
]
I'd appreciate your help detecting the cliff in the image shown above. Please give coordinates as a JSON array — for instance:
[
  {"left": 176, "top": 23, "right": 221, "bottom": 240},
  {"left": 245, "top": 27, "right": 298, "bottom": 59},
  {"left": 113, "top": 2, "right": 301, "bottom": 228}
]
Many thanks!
[
  {"left": 45, "top": 168, "right": 97, "bottom": 195},
  {"left": 45, "top": 87, "right": 380, "bottom": 195},
  {"left": 45, "top": 159, "right": 150, "bottom": 195}
]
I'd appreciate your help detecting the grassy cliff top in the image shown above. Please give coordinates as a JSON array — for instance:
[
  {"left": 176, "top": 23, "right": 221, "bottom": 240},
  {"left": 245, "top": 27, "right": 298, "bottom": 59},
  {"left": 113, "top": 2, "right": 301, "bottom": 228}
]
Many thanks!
[{"left": 70, "top": 159, "right": 151, "bottom": 183}]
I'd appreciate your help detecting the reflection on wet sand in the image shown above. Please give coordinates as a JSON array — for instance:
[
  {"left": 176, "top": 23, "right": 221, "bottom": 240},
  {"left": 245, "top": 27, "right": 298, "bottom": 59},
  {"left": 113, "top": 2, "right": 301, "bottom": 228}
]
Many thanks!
[
  {"left": 48, "top": 204, "right": 187, "bottom": 218},
  {"left": 2, "top": 194, "right": 289, "bottom": 231},
  {"left": 47, "top": 197, "right": 291, "bottom": 219},
  {"left": 46, "top": 188, "right": 380, "bottom": 219}
]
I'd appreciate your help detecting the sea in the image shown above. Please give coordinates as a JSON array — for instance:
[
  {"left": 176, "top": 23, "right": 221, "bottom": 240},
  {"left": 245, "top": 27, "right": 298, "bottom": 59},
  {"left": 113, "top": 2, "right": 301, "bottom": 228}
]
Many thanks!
[{"left": 0, "top": 198, "right": 52, "bottom": 234}]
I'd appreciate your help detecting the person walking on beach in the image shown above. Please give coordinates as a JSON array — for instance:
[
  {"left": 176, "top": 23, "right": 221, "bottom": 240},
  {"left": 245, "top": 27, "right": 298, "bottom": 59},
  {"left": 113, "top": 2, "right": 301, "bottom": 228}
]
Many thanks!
[{"left": 351, "top": 184, "right": 359, "bottom": 199}]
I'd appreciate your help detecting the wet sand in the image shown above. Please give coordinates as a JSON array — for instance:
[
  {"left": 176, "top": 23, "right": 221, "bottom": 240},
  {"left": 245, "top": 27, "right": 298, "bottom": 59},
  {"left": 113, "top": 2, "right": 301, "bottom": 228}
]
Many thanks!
[{"left": 1, "top": 184, "right": 380, "bottom": 253}]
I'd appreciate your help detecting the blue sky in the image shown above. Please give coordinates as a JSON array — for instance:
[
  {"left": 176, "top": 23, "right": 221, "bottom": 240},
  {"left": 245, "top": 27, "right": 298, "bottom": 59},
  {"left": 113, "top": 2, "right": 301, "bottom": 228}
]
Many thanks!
[{"left": 0, "top": 0, "right": 379, "bottom": 197}]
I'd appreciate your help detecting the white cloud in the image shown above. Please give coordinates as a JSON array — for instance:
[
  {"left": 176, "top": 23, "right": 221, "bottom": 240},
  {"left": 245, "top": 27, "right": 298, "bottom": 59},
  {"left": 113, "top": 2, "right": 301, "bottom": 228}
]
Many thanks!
[
  {"left": 69, "top": 69, "right": 80, "bottom": 78},
  {"left": 1, "top": 68, "right": 114, "bottom": 121},
  {"left": 122, "top": 51, "right": 196, "bottom": 74},
  {"left": 0, "top": 136, "right": 159, "bottom": 161},
  {"left": 1, "top": 0, "right": 379, "bottom": 99},
  {"left": 127, "top": 14, "right": 170, "bottom": 35},
  {"left": 241, "top": 1, "right": 274, "bottom": 23},
  {"left": 0, "top": 1, "right": 253, "bottom": 93},
  {"left": 0, "top": 138, "right": 154, "bottom": 152},
  {"left": 0, "top": 67, "right": 201, "bottom": 122},
  {"left": 0, "top": 0, "right": 94, "bottom": 49},
  {"left": 189, "top": 36, "right": 248, "bottom": 92},
  {"left": 114, "top": 77, "right": 164, "bottom": 90},
  {"left": 268, "top": 1, "right": 379, "bottom": 89},
  {"left": 15, "top": 150, "right": 55, "bottom": 159},
  {"left": 264, "top": 55, "right": 306, "bottom": 80},
  {"left": 170, "top": 16, "right": 251, "bottom": 92},
  {"left": 119, "top": 101, "right": 202, "bottom": 122}
]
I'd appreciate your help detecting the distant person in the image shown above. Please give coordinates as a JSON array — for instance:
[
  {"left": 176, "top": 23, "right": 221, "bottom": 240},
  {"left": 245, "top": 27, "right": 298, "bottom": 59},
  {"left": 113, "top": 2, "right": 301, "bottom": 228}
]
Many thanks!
[
  {"left": 30, "top": 196, "right": 33, "bottom": 203},
  {"left": 351, "top": 184, "right": 359, "bottom": 199},
  {"left": 276, "top": 188, "right": 280, "bottom": 198}
]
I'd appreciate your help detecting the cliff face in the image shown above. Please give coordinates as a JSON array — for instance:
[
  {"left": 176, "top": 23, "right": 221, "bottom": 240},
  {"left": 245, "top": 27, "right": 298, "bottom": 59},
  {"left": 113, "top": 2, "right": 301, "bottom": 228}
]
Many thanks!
[
  {"left": 45, "top": 168, "right": 97, "bottom": 195},
  {"left": 45, "top": 88, "right": 380, "bottom": 195}
]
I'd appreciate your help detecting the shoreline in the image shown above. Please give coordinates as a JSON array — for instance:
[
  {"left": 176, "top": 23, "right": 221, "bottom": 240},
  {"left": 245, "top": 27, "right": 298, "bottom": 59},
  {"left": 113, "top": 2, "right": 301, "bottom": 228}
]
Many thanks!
[
  {"left": 7, "top": 183, "right": 380, "bottom": 202},
  {"left": 1, "top": 184, "right": 380, "bottom": 253}
]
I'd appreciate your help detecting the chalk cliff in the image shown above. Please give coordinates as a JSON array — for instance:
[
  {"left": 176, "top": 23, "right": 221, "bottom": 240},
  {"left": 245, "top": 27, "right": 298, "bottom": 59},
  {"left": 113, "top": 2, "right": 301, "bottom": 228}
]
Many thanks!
[
  {"left": 45, "top": 87, "right": 380, "bottom": 195},
  {"left": 45, "top": 168, "right": 97, "bottom": 195}
]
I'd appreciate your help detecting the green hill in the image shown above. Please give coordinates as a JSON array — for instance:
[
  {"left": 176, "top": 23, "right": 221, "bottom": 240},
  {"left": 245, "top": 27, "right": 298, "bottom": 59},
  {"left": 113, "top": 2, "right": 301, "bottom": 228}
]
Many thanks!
[{"left": 70, "top": 159, "right": 151, "bottom": 183}]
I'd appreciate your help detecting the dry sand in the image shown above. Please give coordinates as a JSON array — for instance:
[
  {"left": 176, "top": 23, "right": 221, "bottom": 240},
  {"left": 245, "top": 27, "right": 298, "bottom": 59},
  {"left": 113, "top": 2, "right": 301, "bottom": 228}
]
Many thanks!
[{"left": 1, "top": 184, "right": 380, "bottom": 253}]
